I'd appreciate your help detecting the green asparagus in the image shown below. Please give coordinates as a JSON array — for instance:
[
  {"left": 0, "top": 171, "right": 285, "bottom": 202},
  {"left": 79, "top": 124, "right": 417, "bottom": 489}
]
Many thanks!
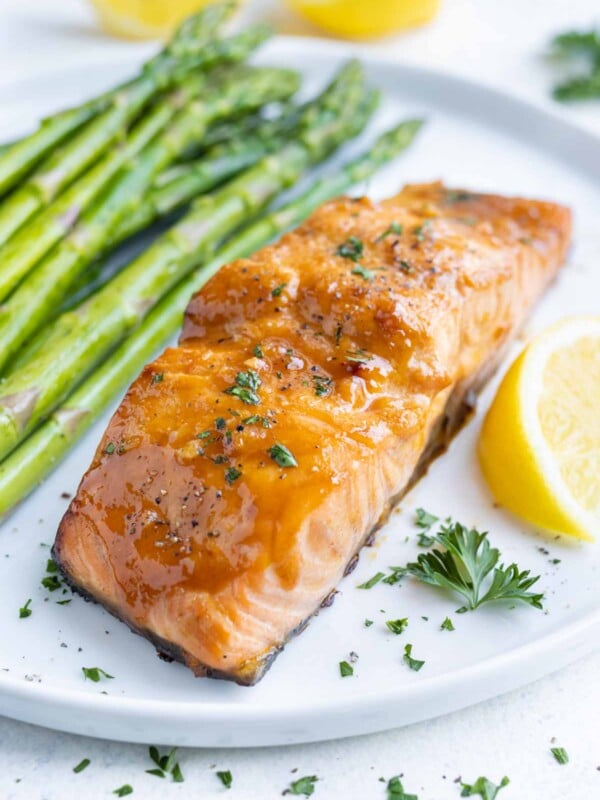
[
  {"left": 0, "top": 3, "right": 236, "bottom": 198},
  {"left": 0, "top": 119, "right": 423, "bottom": 516},
  {"left": 0, "top": 63, "right": 371, "bottom": 461},
  {"left": 0, "top": 25, "right": 270, "bottom": 247},
  {"left": 0, "top": 61, "right": 297, "bottom": 303},
  {"left": 0, "top": 66, "right": 300, "bottom": 372}
]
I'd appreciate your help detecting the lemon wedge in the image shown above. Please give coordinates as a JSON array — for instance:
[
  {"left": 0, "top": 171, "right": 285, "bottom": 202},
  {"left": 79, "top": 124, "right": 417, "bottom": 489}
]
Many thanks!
[
  {"left": 89, "top": 0, "right": 222, "bottom": 40},
  {"left": 286, "top": 0, "right": 441, "bottom": 39},
  {"left": 479, "top": 317, "right": 600, "bottom": 542}
]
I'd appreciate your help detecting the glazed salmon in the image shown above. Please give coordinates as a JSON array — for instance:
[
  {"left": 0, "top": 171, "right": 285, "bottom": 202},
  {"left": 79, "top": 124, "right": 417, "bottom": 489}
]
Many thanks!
[{"left": 54, "top": 182, "right": 571, "bottom": 685}]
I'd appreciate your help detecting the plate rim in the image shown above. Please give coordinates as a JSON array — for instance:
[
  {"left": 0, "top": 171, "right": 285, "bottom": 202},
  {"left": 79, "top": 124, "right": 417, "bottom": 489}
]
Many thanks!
[{"left": 0, "top": 34, "right": 598, "bottom": 746}]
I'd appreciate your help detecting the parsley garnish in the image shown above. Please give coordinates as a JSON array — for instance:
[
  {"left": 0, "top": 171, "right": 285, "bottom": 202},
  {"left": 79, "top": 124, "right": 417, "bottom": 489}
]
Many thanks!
[
  {"left": 403, "top": 643, "right": 425, "bottom": 672},
  {"left": 357, "top": 572, "right": 385, "bottom": 589},
  {"left": 104, "top": 442, "right": 115, "bottom": 455},
  {"left": 268, "top": 442, "right": 297, "bottom": 468},
  {"left": 339, "top": 660, "right": 353, "bottom": 677},
  {"left": 406, "top": 521, "right": 544, "bottom": 611},
  {"left": 364, "top": 619, "right": 374, "bottom": 627},
  {"left": 151, "top": 373, "right": 164, "bottom": 384},
  {"left": 336, "top": 236, "right": 364, "bottom": 262},
  {"left": 398, "top": 260, "right": 412, "bottom": 274},
  {"left": 376, "top": 222, "right": 403, "bottom": 242},
  {"left": 312, "top": 374, "right": 333, "bottom": 397},
  {"left": 417, "top": 532, "right": 435, "bottom": 547},
  {"left": 197, "top": 430, "right": 212, "bottom": 440},
  {"left": 147, "top": 746, "right": 183, "bottom": 782},
  {"left": 346, "top": 349, "right": 371, "bottom": 364},
  {"left": 242, "top": 414, "right": 270, "bottom": 428},
  {"left": 73, "top": 758, "right": 90, "bottom": 774},
  {"left": 351, "top": 264, "right": 376, "bottom": 281},
  {"left": 19, "top": 599, "right": 32, "bottom": 618},
  {"left": 225, "top": 466, "right": 242, "bottom": 485},
  {"left": 113, "top": 786, "right": 133, "bottom": 797},
  {"left": 551, "top": 747, "right": 569, "bottom": 765},
  {"left": 440, "top": 616, "right": 455, "bottom": 631},
  {"left": 82, "top": 666, "right": 114, "bottom": 683},
  {"left": 271, "top": 282, "right": 287, "bottom": 297},
  {"left": 382, "top": 566, "right": 407, "bottom": 586},
  {"left": 224, "top": 370, "right": 261, "bottom": 405},
  {"left": 217, "top": 770, "right": 233, "bottom": 788},
  {"left": 285, "top": 775, "right": 319, "bottom": 796},
  {"left": 460, "top": 776, "right": 509, "bottom": 799},
  {"left": 386, "top": 618, "right": 408, "bottom": 635},
  {"left": 253, "top": 344, "right": 264, "bottom": 358},
  {"left": 415, "top": 507, "right": 438, "bottom": 532},
  {"left": 41, "top": 559, "right": 65, "bottom": 592},
  {"left": 386, "top": 776, "right": 419, "bottom": 799},
  {"left": 215, "top": 417, "right": 226, "bottom": 430},
  {"left": 549, "top": 30, "right": 600, "bottom": 101},
  {"left": 412, "top": 220, "right": 431, "bottom": 242}
]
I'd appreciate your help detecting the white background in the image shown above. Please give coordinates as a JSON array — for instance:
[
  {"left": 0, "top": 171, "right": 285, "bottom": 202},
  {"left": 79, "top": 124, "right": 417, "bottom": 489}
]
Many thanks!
[{"left": 0, "top": 0, "right": 599, "bottom": 798}]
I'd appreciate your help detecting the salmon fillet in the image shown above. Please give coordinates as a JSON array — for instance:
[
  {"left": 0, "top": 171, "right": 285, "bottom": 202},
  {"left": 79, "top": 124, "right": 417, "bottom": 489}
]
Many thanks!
[{"left": 54, "top": 182, "right": 572, "bottom": 685}]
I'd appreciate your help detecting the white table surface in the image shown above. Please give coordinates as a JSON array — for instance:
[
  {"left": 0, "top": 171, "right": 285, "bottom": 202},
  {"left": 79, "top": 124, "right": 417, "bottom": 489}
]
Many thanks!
[{"left": 0, "top": 0, "right": 599, "bottom": 797}]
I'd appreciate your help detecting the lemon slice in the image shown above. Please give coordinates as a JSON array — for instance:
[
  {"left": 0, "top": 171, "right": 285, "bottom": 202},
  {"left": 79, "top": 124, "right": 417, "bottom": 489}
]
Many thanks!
[
  {"left": 479, "top": 317, "right": 600, "bottom": 541},
  {"left": 286, "top": 0, "right": 441, "bottom": 39},
  {"left": 89, "top": 0, "right": 219, "bottom": 40}
]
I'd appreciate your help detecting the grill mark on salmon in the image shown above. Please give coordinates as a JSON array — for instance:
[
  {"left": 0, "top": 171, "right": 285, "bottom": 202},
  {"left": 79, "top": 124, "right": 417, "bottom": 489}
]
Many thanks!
[{"left": 54, "top": 182, "right": 572, "bottom": 685}]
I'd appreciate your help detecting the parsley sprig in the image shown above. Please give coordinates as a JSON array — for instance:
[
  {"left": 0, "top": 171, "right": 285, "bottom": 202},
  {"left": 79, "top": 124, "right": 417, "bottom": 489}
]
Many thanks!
[
  {"left": 406, "top": 521, "right": 544, "bottom": 611},
  {"left": 386, "top": 776, "right": 419, "bottom": 799},
  {"left": 548, "top": 30, "right": 600, "bottom": 101}
]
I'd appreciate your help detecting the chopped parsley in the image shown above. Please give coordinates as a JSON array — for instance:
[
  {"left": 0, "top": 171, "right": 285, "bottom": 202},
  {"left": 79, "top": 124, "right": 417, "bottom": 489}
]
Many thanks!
[
  {"left": 460, "top": 776, "right": 509, "bottom": 799},
  {"left": 551, "top": 747, "right": 569, "bottom": 765},
  {"left": 113, "top": 786, "right": 133, "bottom": 797},
  {"left": 403, "top": 643, "right": 425, "bottom": 672},
  {"left": 412, "top": 220, "right": 431, "bottom": 242},
  {"left": 217, "top": 770, "right": 233, "bottom": 788},
  {"left": 405, "top": 521, "right": 544, "bottom": 611},
  {"left": 339, "top": 660, "right": 354, "bottom": 677},
  {"left": 82, "top": 666, "right": 114, "bottom": 683},
  {"left": 364, "top": 619, "right": 374, "bottom": 627},
  {"left": 285, "top": 775, "right": 319, "bottom": 796},
  {"left": 225, "top": 466, "right": 242, "bottom": 485},
  {"left": 398, "top": 260, "right": 412, "bottom": 274},
  {"left": 242, "top": 414, "right": 270, "bottom": 428},
  {"left": 351, "top": 264, "right": 376, "bottom": 281},
  {"left": 104, "top": 442, "right": 115, "bottom": 455},
  {"left": 345, "top": 348, "right": 371, "bottom": 364},
  {"left": 271, "top": 282, "right": 287, "bottom": 297},
  {"left": 19, "top": 599, "right": 32, "bottom": 619},
  {"left": 151, "top": 373, "right": 164, "bottom": 384},
  {"left": 417, "top": 532, "right": 435, "bottom": 547},
  {"left": 386, "top": 618, "right": 408, "bottom": 635},
  {"left": 336, "top": 236, "right": 364, "bottom": 262},
  {"left": 440, "top": 617, "right": 455, "bottom": 631},
  {"left": 73, "top": 758, "right": 90, "bottom": 774},
  {"left": 215, "top": 417, "right": 226, "bottom": 430},
  {"left": 147, "top": 746, "right": 183, "bottom": 781},
  {"left": 382, "top": 566, "right": 407, "bottom": 586},
  {"left": 253, "top": 344, "right": 264, "bottom": 358},
  {"left": 312, "top": 374, "right": 333, "bottom": 397},
  {"left": 357, "top": 572, "right": 385, "bottom": 590},
  {"left": 224, "top": 370, "right": 261, "bottom": 405},
  {"left": 197, "top": 430, "right": 212, "bottom": 440},
  {"left": 386, "top": 776, "right": 419, "bottom": 799},
  {"left": 376, "top": 222, "right": 403, "bottom": 242},
  {"left": 41, "top": 559, "right": 64, "bottom": 592},
  {"left": 415, "top": 507, "right": 438, "bottom": 532},
  {"left": 268, "top": 442, "right": 297, "bottom": 468}
]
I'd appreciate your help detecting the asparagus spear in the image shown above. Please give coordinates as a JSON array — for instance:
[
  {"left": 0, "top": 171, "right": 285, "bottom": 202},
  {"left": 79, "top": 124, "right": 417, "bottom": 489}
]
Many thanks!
[
  {"left": 0, "top": 62, "right": 297, "bottom": 304},
  {"left": 0, "top": 66, "right": 300, "bottom": 372},
  {"left": 0, "top": 3, "right": 236, "bottom": 198},
  {"left": 0, "top": 119, "right": 423, "bottom": 516},
  {"left": 0, "top": 64, "right": 371, "bottom": 461},
  {"left": 0, "top": 25, "right": 270, "bottom": 247}
]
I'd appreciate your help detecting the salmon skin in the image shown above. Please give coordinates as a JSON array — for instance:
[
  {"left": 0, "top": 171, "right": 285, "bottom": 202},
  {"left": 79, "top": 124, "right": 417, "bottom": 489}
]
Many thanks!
[{"left": 54, "top": 182, "right": 571, "bottom": 685}]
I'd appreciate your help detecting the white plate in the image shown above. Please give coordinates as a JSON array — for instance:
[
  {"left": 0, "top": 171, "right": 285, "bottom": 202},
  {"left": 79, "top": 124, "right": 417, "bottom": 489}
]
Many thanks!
[{"left": 0, "top": 37, "right": 598, "bottom": 748}]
